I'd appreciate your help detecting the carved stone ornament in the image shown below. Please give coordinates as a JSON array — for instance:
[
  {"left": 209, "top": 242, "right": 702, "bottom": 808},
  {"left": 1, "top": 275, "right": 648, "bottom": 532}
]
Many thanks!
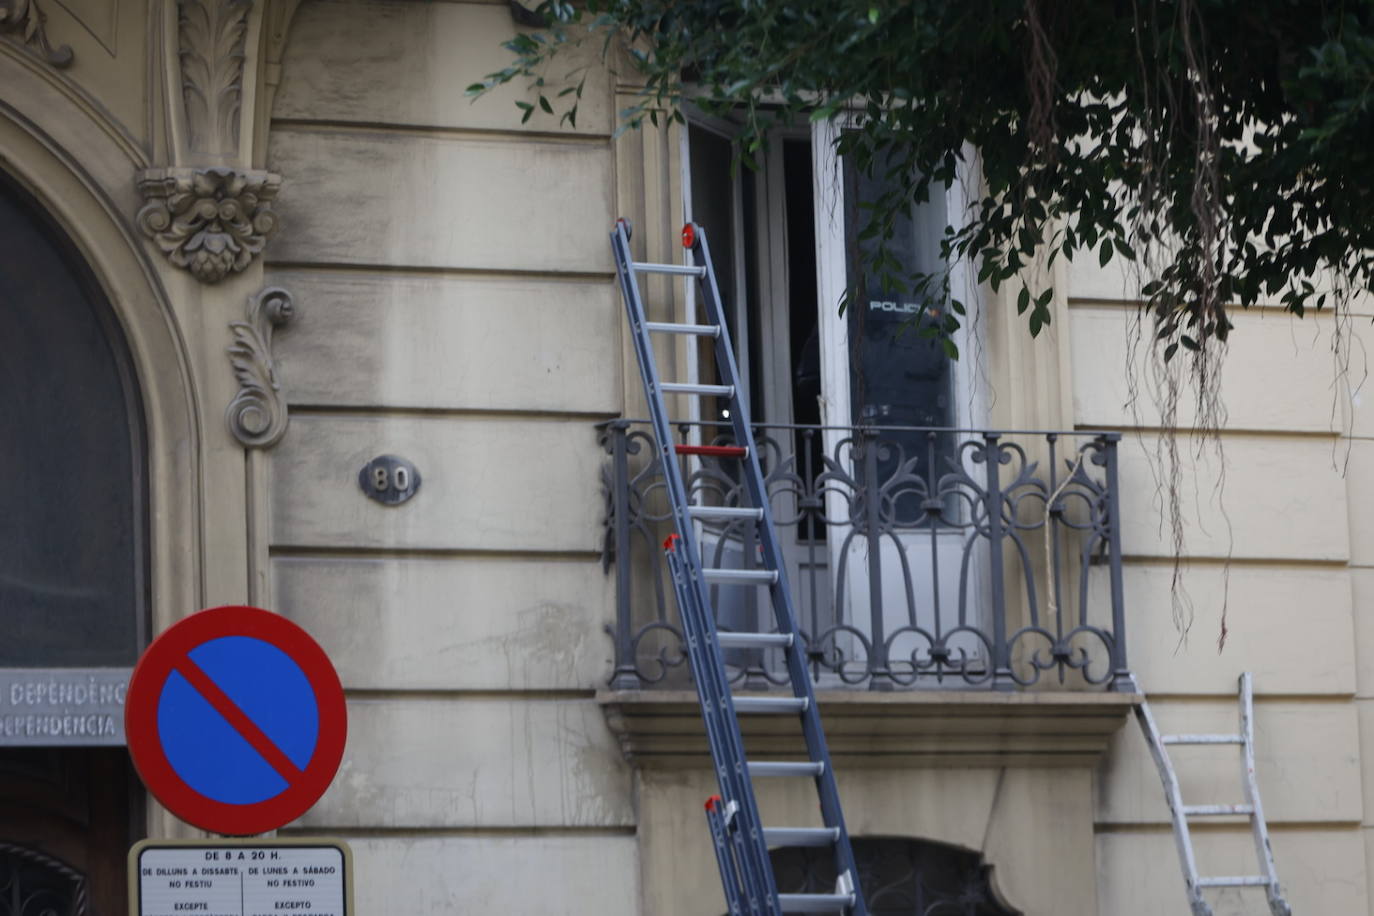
[
  {"left": 136, "top": 166, "right": 281, "bottom": 284},
  {"left": 179, "top": 0, "right": 252, "bottom": 156},
  {"left": 0, "top": 0, "right": 74, "bottom": 67},
  {"left": 226, "top": 286, "right": 294, "bottom": 448}
]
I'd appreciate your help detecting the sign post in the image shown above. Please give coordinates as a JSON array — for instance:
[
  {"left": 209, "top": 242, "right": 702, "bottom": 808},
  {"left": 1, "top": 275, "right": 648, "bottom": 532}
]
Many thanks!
[{"left": 124, "top": 605, "right": 347, "bottom": 835}]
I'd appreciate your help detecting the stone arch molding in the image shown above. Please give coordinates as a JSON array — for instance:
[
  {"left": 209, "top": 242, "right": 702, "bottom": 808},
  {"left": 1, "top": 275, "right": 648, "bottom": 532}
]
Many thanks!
[
  {"left": 0, "top": 49, "right": 204, "bottom": 641},
  {"left": 136, "top": 0, "right": 301, "bottom": 284}
]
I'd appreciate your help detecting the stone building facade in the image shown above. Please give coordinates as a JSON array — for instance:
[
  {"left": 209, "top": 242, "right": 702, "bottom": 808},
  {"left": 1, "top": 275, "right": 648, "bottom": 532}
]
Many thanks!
[{"left": 0, "top": 1, "right": 1369, "bottom": 913}]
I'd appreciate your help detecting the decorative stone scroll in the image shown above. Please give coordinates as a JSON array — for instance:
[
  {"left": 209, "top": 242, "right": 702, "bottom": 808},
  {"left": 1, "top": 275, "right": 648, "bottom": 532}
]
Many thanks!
[
  {"left": 226, "top": 286, "right": 294, "bottom": 448},
  {"left": 0, "top": 0, "right": 74, "bottom": 68},
  {"left": 135, "top": 167, "right": 281, "bottom": 284}
]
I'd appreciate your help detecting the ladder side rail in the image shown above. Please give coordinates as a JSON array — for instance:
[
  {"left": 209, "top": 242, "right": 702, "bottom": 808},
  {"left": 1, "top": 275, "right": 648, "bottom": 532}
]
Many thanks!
[
  {"left": 610, "top": 225, "right": 737, "bottom": 650},
  {"left": 667, "top": 547, "right": 749, "bottom": 909},
  {"left": 611, "top": 227, "right": 734, "bottom": 665},
  {"left": 611, "top": 224, "right": 782, "bottom": 916},
  {"left": 610, "top": 225, "right": 701, "bottom": 561},
  {"left": 706, "top": 797, "right": 747, "bottom": 916},
  {"left": 664, "top": 263, "right": 785, "bottom": 916},
  {"left": 691, "top": 226, "right": 869, "bottom": 916},
  {"left": 1135, "top": 701, "right": 1211, "bottom": 916},
  {"left": 668, "top": 544, "right": 775, "bottom": 916},
  {"left": 1237, "top": 673, "right": 1291, "bottom": 916}
]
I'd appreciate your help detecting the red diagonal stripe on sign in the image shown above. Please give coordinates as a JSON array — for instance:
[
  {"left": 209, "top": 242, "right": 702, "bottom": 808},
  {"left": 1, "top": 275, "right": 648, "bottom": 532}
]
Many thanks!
[{"left": 173, "top": 659, "right": 306, "bottom": 784}]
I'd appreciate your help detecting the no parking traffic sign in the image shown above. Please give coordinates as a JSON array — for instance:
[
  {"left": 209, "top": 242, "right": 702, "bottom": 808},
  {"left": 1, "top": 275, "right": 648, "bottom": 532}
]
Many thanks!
[{"left": 125, "top": 606, "right": 347, "bottom": 835}]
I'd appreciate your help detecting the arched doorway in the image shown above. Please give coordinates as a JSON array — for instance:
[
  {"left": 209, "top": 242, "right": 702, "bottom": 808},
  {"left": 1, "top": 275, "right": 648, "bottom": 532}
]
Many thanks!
[
  {"left": 771, "top": 837, "right": 1020, "bottom": 915},
  {"left": 0, "top": 168, "right": 148, "bottom": 914}
]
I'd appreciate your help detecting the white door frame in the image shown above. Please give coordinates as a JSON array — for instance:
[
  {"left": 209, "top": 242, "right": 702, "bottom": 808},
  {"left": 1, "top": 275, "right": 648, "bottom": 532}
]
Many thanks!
[{"left": 810, "top": 119, "right": 989, "bottom": 671}]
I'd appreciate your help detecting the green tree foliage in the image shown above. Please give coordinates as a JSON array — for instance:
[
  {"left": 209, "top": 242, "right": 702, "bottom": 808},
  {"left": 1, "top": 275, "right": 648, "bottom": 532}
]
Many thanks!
[{"left": 472, "top": 0, "right": 1374, "bottom": 357}]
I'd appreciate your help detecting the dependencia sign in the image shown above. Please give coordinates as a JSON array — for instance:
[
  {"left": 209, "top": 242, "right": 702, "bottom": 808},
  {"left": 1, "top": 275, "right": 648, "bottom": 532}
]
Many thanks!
[
  {"left": 130, "top": 839, "right": 352, "bottom": 916},
  {"left": 0, "top": 668, "right": 130, "bottom": 745}
]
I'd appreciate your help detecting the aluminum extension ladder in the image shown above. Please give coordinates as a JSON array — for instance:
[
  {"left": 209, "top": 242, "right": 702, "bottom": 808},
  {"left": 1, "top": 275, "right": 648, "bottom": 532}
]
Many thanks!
[
  {"left": 1136, "top": 672, "right": 1291, "bottom": 915},
  {"left": 610, "top": 218, "right": 867, "bottom": 916}
]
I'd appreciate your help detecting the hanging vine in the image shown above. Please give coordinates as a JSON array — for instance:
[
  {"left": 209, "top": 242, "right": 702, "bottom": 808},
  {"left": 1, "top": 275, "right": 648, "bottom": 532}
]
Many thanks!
[{"left": 473, "top": 0, "right": 1374, "bottom": 643}]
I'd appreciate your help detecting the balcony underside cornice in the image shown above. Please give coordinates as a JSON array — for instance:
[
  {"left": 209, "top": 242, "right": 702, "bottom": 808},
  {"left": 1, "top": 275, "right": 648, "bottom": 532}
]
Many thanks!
[{"left": 598, "top": 689, "right": 1140, "bottom": 769}]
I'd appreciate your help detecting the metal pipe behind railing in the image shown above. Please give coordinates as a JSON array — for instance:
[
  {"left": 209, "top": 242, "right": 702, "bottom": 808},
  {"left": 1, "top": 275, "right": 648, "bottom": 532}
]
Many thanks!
[
  {"left": 606, "top": 421, "right": 641, "bottom": 690},
  {"left": 858, "top": 429, "right": 890, "bottom": 689},
  {"left": 980, "top": 434, "right": 1012, "bottom": 691},
  {"left": 1101, "top": 433, "right": 1133, "bottom": 692}
]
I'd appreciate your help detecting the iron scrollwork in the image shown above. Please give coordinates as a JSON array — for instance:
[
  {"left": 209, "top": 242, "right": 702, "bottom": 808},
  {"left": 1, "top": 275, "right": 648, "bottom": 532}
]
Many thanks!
[
  {"left": 600, "top": 420, "right": 1127, "bottom": 691},
  {"left": 601, "top": 421, "right": 687, "bottom": 687},
  {"left": 0, "top": 843, "right": 86, "bottom": 916}
]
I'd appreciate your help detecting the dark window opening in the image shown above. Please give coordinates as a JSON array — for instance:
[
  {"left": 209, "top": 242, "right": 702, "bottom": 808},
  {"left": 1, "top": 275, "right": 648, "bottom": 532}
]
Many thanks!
[
  {"left": 843, "top": 144, "right": 956, "bottom": 523},
  {"left": 688, "top": 123, "right": 741, "bottom": 434},
  {"left": 784, "top": 138, "right": 820, "bottom": 431},
  {"left": 781, "top": 138, "right": 826, "bottom": 543},
  {"left": 0, "top": 170, "right": 148, "bottom": 666}
]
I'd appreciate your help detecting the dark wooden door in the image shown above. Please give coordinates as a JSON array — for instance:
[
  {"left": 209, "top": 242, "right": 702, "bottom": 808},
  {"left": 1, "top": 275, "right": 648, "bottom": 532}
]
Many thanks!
[{"left": 0, "top": 749, "right": 142, "bottom": 915}]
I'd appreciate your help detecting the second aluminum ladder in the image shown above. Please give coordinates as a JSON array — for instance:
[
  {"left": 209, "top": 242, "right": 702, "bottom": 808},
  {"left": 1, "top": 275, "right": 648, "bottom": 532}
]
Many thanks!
[
  {"left": 1137, "top": 672, "right": 1291, "bottom": 915},
  {"left": 610, "top": 218, "right": 868, "bottom": 916}
]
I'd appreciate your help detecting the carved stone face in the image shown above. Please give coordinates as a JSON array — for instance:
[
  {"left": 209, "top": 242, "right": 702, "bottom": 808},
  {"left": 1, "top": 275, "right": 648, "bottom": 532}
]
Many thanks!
[
  {"left": 183, "top": 213, "right": 241, "bottom": 285},
  {"left": 135, "top": 167, "right": 281, "bottom": 284}
]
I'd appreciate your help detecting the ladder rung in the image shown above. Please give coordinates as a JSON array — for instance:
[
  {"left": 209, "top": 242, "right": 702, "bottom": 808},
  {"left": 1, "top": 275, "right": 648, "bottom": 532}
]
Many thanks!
[
  {"left": 662, "top": 382, "right": 734, "bottom": 397},
  {"left": 763, "top": 827, "right": 839, "bottom": 847},
  {"left": 718, "top": 632, "right": 793, "bottom": 649},
  {"left": 689, "top": 505, "right": 764, "bottom": 521},
  {"left": 749, "top": 761, "right": 824, "bottom": 778},
  {"left": 703, "top": 568, "right": 779, "bottom": 585},
  {"left": 643, "top": 321, "right": 720, "bottom": 337},
  {"left": 1183, "top": 804, "right": 1255, "bottom": 817},
  {"left": 778, "top": 893, "right": 855, "bottom": 912},
  {"left": 1162, "top": 734, "right": 1244, "bottom": 745},
  {"left": 733, "top": 696, "right": 808, "bottom": 714},
  {"left": 1196, "top": 876, "right": 1271, "bottom": 888},
  {"left": 632, "top": 261, "right": 707, "bottom": 277}
]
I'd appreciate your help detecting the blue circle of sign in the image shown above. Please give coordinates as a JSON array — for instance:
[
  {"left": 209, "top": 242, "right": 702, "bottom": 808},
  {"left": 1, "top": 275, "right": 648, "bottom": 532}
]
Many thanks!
[{"left": 156, "top": 635, "right": 320, "bottom": 805}]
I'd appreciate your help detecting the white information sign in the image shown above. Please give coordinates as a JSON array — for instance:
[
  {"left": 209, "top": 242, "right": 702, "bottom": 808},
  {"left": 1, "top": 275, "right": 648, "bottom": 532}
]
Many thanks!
[{"left": 131, "top": 841, "right": 351, "bottom": 916}]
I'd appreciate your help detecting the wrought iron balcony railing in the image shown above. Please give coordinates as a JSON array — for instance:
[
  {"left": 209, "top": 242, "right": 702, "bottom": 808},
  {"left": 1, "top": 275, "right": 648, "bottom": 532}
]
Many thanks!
[{"left": 599, "top": 420, "right": 1130, "bottom": 692}]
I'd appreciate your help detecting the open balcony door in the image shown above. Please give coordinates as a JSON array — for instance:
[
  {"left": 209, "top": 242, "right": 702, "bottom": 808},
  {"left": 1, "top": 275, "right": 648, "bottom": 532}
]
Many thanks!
[
  {"left": 808, "top": 120, "right": 991, "bottom": 684},
  {"left": 682, "top": 113, "right": 989, "bottom": 685}
]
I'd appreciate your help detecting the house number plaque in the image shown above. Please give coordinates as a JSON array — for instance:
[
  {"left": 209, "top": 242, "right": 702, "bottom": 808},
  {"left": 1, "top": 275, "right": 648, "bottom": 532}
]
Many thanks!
[{"left": 359, "top": 454, "right": 421, "bottom": 506}]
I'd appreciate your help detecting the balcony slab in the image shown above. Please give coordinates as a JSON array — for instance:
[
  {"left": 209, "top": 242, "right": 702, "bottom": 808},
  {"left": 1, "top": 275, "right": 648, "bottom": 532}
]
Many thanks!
[{"left": 598, "top": 688, "right": 1140, "bottom": 769}]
